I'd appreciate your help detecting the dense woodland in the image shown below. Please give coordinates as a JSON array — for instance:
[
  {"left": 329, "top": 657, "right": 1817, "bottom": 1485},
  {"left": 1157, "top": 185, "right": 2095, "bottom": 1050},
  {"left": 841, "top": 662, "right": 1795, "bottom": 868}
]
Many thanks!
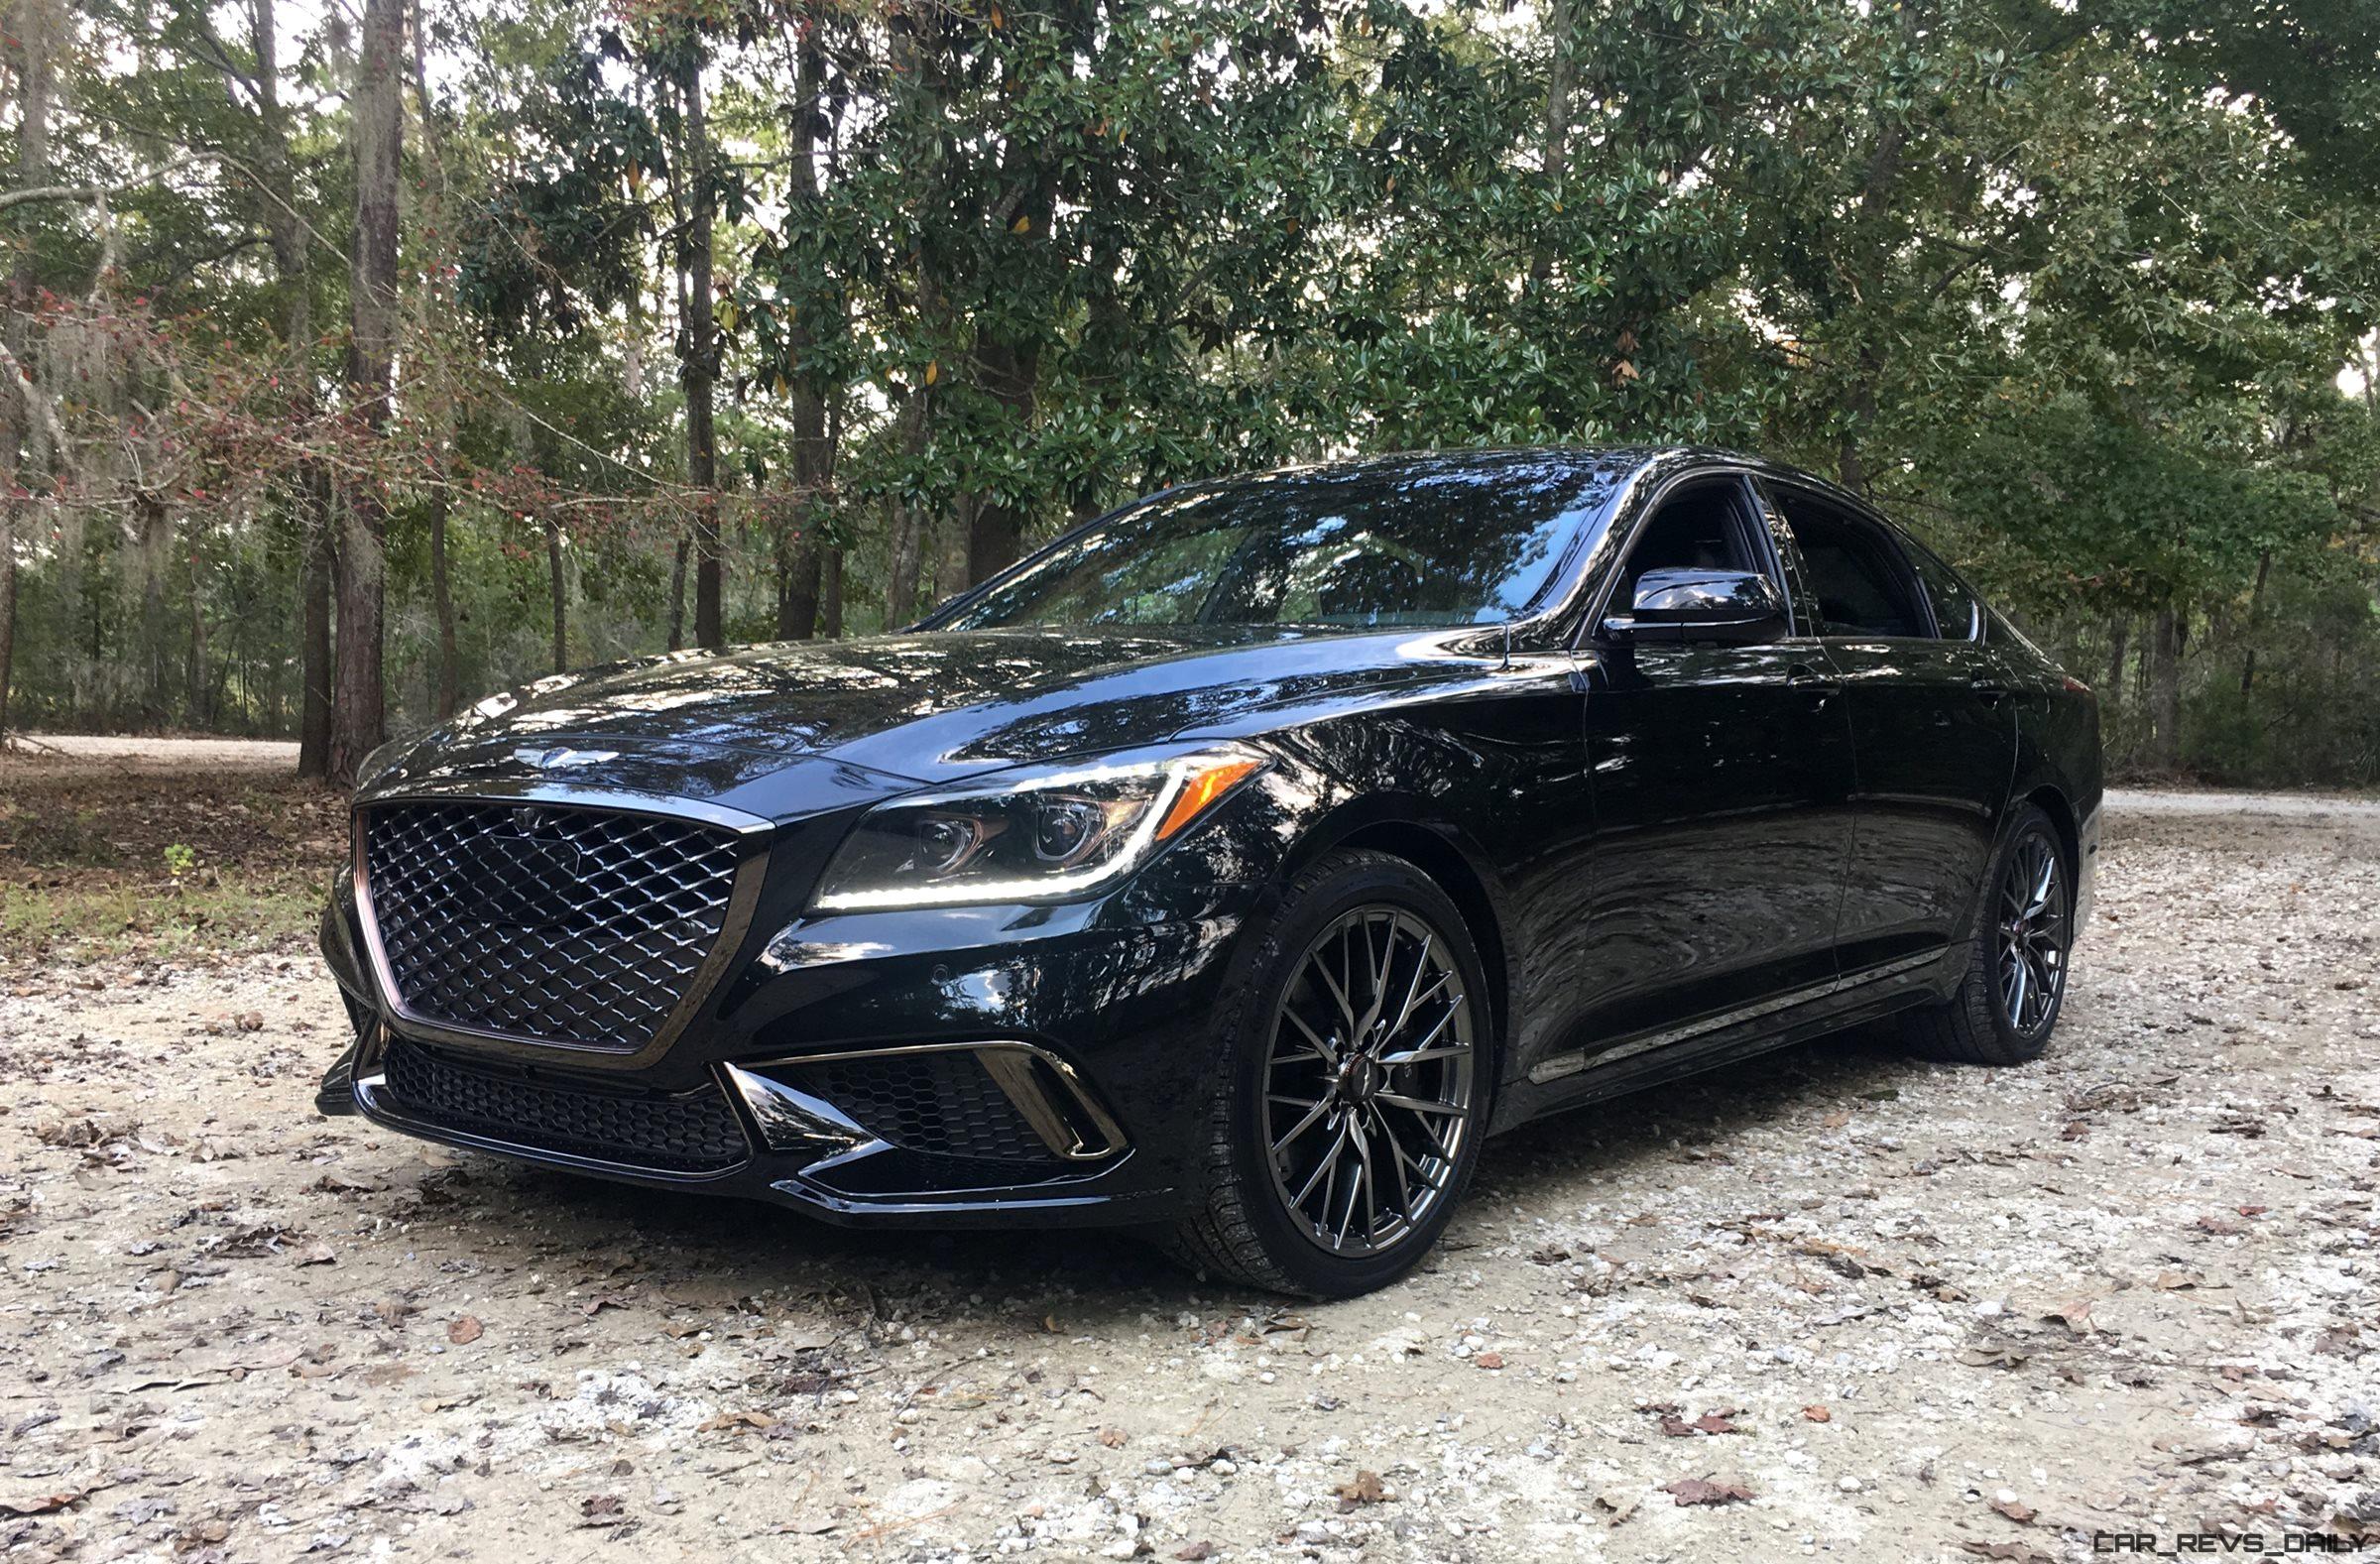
[{"left": 0, "top": 0, "right": 2375, "bottom": 785}]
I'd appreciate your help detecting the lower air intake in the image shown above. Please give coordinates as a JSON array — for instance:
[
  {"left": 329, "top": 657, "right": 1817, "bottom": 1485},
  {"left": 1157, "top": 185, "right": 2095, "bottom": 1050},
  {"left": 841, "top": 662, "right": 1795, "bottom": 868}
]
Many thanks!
[
  {"left": 377, "top": 1038, "right": 749, "bottom": 1174},
  {"left": 791, "top": 1051, "right": 1060, "bottom": 1165}
]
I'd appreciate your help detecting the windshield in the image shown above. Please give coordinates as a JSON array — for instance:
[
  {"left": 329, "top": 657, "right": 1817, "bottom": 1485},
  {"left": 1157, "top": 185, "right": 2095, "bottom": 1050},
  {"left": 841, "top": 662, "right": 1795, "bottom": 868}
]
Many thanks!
[{"left": 934, "top": 455, "right": 1629, "bottom": 631}]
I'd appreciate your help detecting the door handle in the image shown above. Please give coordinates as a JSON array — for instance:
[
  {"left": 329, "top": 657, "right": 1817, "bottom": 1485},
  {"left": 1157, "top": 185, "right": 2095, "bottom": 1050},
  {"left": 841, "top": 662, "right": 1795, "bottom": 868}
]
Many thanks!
[
  {"left": 1786, "top": 664, "right": 1841, "bottom": 700},
  {"left": 1970, "top": 677, "right": 2010, "bottom": 706}
]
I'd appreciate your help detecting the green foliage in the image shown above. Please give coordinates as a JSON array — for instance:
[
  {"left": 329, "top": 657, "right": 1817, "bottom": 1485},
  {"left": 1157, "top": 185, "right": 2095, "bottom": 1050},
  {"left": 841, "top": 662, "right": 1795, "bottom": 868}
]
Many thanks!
[{"left": 3, "top": 0, "right": 2377, "bottom": 784}]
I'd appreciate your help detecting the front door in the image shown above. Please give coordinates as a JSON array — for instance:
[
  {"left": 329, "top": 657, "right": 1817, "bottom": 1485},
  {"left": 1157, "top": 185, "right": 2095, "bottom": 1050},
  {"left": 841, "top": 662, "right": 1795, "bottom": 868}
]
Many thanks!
[{"left": 1565, "top": 474, "right": 1859, "bottom": 1057}]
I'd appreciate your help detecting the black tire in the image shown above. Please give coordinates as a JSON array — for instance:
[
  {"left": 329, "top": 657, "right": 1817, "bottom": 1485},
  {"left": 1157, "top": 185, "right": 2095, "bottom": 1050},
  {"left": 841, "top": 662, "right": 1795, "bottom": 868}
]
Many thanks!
[
  {"left": 1898, "top": 803, "right": 2073, "bottom": 1065},
  {"left": 1164, "top": 849, "right": 1494, "bottom": 1298}
]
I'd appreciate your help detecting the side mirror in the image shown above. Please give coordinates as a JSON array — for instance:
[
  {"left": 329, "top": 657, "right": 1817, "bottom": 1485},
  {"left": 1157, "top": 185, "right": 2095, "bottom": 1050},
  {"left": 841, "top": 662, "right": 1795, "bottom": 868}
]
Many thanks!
[{"left": 1603, "top": 567, "right": 1789, "bottom": 646}]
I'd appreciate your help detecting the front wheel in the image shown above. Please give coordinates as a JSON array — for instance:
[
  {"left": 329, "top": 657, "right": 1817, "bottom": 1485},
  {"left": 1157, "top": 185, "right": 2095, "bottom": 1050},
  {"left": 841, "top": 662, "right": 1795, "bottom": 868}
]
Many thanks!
[
  {"left": 1898, "top": 803, "right": 2073, "bottom": 1065},
  {"left": 1167, "top": 850, "right": 1492, "bottom": 1297}
]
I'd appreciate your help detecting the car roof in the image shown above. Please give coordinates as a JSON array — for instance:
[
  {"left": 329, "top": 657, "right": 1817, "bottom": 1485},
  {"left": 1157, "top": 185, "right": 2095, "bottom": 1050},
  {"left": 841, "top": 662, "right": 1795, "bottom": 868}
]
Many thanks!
[{"left": 1207, "top": 444, "right": 1851, "bottom": 504}]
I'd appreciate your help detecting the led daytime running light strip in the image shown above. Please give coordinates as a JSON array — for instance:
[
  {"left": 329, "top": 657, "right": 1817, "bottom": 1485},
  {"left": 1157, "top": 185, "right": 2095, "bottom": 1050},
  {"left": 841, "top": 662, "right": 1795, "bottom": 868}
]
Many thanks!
[{"left": 809, "top": 751, "right": 1257, "bottom": 912}]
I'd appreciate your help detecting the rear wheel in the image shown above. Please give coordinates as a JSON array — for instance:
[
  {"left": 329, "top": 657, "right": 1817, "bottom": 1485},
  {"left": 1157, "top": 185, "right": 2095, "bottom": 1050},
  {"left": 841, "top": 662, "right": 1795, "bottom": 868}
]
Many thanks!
[
  {"left": 1167, "top": 850, "right": 1491, "bottom": 1297},
  {"left": 1897, "top": 803, "right": 2072, "bottom": 1065}
]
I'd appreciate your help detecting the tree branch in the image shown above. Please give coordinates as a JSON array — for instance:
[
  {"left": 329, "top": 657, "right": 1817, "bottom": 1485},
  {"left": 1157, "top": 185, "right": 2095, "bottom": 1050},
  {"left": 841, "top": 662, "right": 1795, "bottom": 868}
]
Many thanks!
[{"left": 0, "top": 156, "right": 201, "bottom": 213}]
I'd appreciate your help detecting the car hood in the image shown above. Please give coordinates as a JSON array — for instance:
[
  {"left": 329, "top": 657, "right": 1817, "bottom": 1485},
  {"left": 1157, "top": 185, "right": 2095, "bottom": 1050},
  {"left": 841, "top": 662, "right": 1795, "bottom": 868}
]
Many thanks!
[{"left": 357, "top": 624, "right": 1510, "bottom": 822}]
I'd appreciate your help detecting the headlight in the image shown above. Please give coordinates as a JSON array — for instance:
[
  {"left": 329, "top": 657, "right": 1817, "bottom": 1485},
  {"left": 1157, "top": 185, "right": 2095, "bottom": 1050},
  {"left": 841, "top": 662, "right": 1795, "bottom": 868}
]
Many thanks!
[{"left": 809, "top": 743, "right": 1267, "bottom": 911}]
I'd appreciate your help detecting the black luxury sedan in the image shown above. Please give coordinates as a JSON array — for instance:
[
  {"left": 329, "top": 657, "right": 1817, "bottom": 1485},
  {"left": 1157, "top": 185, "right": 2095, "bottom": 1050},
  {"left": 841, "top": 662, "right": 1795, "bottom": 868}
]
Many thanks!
[{"left": 316, "top": 447, "right": 2100, "bottom": 1296}]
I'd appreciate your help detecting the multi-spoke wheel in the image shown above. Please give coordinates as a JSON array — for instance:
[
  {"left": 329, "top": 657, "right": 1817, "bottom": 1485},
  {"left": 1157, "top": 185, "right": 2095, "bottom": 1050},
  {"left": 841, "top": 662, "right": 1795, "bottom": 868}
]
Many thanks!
[
  {"left": 1897, "top": 803, "right": 2074, "bottom": 1065},
  {"left": 1168, "top": 850, "right": 1492, "bottom": 1296},
  {"left": 1262, "top": 907, "right": 1477, "bottom": 1260},
  {"left": 1998, "top": 832, "right": 2066, "bottom": 1037}
]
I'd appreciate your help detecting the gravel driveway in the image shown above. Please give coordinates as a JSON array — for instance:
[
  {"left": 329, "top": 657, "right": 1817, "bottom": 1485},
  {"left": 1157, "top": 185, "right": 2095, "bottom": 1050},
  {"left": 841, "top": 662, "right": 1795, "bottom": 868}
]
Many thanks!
[{"left": 3, "top": 788, "right": 2376, "bottom": 1561}]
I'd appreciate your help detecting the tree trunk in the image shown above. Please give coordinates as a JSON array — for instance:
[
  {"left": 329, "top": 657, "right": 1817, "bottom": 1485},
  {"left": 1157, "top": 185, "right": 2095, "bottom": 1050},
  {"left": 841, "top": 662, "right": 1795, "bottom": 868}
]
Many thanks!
[
  {"left": 2239, "top": 548, "right": 2271, "bottom": 701},
  {"left": 327, "top": 0, "right": 404, "bottom": 785},
  {"left": 0, "top": 0, "right": 54, "bottom": 741},
  {"left": 0, "top": 506, "right": 14, "bottom": 739},
  {"left": 241, "top": 0, "right": 335, "bottom": 774},
  {"left": 679, "top": 54, "right": 723, "bottom": 650},
  {"left": 777, "top": 534, "right": 821, "bottom": 640},
  {"left": 2103, "top": 615, "right": 2129, "bottom": 703},
  {"left": 820, "top": 546, "right": 842, "bottom": 639},
  {"left": 427, "top": 472, "right": 458, "bottom": 717},
  {"left": 410, "top": 15, "right": 459, "bottom": 720},
  {"left": 2150, "top": 606, "right": 2184, "bottom": 773},
  {"left": 1528, "top": 0, "right": 1574, "bottom": 288},
  {"left": 185, "top": 541, "right": 209, "bottom": 726},
  {"left": 884, "top": 397, "right": 929, "bottom": 627},
  {"left": 666, "top": 526, "right": 689, "bottom": 651},
  {"left": 298, "top": 505, "right": 333, "bottom": 768},
  {"left": 965, "top": 336, "right": 1037, "bottom": 584},
  {"left": 774, "top": 28, "right": 832, "bottom": 643},
  {"left": 545, "top": 518, "right": 567, "bottom": 672}
]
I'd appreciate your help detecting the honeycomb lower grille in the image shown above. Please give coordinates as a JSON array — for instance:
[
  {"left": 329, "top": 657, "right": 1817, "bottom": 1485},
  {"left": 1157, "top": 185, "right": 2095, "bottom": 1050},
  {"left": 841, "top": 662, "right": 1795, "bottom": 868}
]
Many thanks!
[
  {"left": 363, "top": 801, "right": 745, "bottom": 1051},
  {"left": 378, "top": 1039, "right": 749, "bottom": 1173},
  {"left": 789, "top": 1051, "right": 1058, "bottom": 1164}
]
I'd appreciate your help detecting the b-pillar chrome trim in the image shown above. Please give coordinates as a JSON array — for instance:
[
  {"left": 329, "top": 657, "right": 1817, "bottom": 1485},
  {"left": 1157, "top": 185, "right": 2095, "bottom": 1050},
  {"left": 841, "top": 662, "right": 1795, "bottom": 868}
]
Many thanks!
[{"left": 1526, "top": 949, "right": 1947, "bottom": 1085}]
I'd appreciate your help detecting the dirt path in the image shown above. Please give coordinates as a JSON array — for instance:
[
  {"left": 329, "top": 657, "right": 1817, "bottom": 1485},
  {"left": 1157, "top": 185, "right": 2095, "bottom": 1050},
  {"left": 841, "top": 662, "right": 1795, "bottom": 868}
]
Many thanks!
[{"left": 3, "top": 789, "right": 2376, "bottom": 1561}]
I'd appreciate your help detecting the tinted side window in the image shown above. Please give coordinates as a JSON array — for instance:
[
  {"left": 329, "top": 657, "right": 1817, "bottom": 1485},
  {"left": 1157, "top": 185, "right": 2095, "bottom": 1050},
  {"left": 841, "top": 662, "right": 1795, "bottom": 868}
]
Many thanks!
[
  {"left": 1901, "top": 539, "right": 1981, "bottom": 642},
  {"left": 1772, "top": 491, "right": 1930, "bottom": 638},
  {"left": 1617, "top": 478, "right": 1770, "bottom": 604}
]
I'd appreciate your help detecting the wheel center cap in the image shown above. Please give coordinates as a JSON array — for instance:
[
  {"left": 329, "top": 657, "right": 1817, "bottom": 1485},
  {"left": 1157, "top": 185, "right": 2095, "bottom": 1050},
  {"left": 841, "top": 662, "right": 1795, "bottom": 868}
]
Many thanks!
[{"left": 1338, "top": 1054, "right": 1381, "bottom": 1105}]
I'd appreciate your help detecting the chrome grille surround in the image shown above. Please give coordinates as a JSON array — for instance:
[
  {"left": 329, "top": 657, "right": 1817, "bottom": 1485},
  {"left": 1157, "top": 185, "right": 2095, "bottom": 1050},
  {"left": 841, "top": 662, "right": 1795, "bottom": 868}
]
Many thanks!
[{"left": 356, "top": 794, "right": 763, "bottom": 1058}]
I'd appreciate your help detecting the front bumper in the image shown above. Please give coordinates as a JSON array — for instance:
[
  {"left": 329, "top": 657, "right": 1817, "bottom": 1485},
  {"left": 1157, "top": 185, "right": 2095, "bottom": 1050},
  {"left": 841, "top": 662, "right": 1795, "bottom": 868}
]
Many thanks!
[{"left": 315, "top": 804, "right": 1271, "bottom": 1230}]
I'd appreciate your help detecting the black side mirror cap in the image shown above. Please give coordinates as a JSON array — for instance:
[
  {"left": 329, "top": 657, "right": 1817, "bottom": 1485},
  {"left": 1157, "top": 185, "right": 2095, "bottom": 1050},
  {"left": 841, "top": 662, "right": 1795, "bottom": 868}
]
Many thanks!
[{"left": 1602, "top": 567, "right": 1790, "bottom": 646}]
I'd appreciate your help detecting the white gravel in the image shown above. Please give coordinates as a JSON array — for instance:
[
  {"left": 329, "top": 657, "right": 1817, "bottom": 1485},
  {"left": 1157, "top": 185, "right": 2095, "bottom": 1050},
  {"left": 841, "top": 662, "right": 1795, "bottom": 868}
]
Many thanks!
[{"left": 1, "top": 791, "right": 2375, "bottom": 1561}]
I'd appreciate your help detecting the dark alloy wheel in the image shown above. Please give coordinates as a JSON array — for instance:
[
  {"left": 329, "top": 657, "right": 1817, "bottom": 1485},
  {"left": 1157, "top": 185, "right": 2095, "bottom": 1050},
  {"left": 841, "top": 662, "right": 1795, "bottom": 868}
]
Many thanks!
[
  {"left": 1167, "top": 850, "right": 1492, "bottom": 1296},
  {"left": 1998, "top": 830, "right": 2068, "bottom": 1039},
  {"left": 1897, "top": 803, "right": 2073, "bottom": 1065},
  {"left": 1262, "top": 906, "right": 1478, "bottom": 1260}
]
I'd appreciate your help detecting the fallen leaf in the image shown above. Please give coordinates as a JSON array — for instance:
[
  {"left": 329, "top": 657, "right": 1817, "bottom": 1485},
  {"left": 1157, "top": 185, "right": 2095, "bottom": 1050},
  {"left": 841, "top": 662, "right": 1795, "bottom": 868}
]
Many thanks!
[
  {"left": 1097, "top": 1427, "right": 1127, "bottom": 1448},
  {"left": 446, "top": 1315, "right": 483, "bottom": 1345},
  {"left": 1, "top": 1487, "right": 93, "bottom": 1516},
  {"left": 1663, "top": 1478, "right": 1753, "bottom": 1506},
  {"left": 1958, "top": 1343, "right": 2031, "bottom": 1370},
  {"left": 1474, "top": 1351, "right": 1504, "bottom": 1370},
  {"left": 1802, "top": 1405, "right": 1833, "bottom": 1423},
  {"left": 2042, "top": 1298, "right": 2094, "bottom": 1333},
  {"left": 696, "top": 1410, "right": 777, "bottom": 1432},
  {"left": 1173, "top": 1545, "right": 1218, "bottom": 1561},
  {"left": 1990, "top": 1498, "right": 2038, "bottom": 1524},
  {"left": 1333, "top": 1470, "right": 1387, "bottom": 1506}
]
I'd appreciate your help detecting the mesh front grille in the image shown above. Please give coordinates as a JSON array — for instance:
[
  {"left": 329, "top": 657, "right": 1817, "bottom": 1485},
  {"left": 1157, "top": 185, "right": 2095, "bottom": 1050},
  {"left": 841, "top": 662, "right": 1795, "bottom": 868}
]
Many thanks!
[
  {"left": 791, "top": 1052, "right": 1056, "bottom": 1164},
  {"left": 378, "top": 1039, "right": 749, "bottom": 1172},
  {"left": 363, "top": 801, "right": 744, "bottom": 1050}
]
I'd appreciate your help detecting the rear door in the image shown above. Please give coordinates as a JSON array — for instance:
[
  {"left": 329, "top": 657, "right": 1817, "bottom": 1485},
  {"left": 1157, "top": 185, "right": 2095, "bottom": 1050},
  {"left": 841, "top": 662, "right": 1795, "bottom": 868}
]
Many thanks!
[{"left": 1763, "top": 481, "right": 2015, "bottom": 977}]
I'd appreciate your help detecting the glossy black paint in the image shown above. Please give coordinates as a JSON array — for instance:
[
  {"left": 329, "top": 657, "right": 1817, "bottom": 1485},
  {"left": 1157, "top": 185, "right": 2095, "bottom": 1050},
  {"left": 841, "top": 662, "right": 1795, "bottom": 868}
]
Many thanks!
[{"left": 318, "top": 445, "right": 2101, "bottom": 1230}]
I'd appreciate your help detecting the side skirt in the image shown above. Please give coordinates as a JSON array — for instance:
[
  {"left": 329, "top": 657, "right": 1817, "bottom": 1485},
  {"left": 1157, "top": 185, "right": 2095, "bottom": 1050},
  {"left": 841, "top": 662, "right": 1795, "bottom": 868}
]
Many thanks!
[{"left": 1489, "top": 949, "right": 1956, "bottom": 1132}]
